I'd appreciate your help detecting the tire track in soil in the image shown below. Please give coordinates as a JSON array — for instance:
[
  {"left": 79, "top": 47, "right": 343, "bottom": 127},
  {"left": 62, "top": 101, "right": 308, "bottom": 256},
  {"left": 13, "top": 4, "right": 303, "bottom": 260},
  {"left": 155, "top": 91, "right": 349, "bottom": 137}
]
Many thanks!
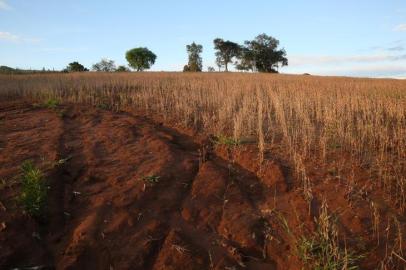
[
  {"left": 138, "top": 117, "right": 278, "bottom": 269},
  {"left": 138, "top": 161, "right": 201, "bottom": 270},
  {"left": 130, "top": 117, "right": 202, "bottom": 270},
  {"left": 119, "top": 112, "right": 279, "bottom": 269},
  {"left": 44, "top": 108, "right": 202, "bottom": 269},
  {"left": 54, "top": 109, "right": 119, "bottom": 269},
  {"left": 124, "top": 114, "right": 267, "bottom": 269},
  {"left": 104, "top": 113, "right": 254, "bottom": 269},
  {"left": 46, "top": 106, "right": 88, "bottom": 261}
]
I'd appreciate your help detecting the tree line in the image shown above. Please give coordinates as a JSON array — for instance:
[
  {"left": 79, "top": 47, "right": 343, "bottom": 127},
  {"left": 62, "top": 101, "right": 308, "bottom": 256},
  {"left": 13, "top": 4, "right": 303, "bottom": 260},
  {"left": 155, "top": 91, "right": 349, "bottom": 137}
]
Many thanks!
[
  {"left": 0, "top": 66, "right": 60, "bottom": 75},
  {"left": 0, "top": 33, "right": 287, "bottom": 74}
]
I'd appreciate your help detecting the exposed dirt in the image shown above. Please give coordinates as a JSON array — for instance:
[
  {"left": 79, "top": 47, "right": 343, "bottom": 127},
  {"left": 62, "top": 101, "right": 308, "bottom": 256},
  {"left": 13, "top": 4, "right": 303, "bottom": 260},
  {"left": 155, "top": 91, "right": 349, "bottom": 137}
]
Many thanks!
[{"left": 0, "top": 102, "right": 405, "bottom": 269}]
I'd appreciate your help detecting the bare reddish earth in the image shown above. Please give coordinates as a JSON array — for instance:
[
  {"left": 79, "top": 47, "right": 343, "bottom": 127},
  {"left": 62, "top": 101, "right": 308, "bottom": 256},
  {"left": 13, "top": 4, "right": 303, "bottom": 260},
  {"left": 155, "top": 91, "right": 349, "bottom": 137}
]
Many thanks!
[{"left": 0, "top": 102, "right": 404, "bottom": 269}]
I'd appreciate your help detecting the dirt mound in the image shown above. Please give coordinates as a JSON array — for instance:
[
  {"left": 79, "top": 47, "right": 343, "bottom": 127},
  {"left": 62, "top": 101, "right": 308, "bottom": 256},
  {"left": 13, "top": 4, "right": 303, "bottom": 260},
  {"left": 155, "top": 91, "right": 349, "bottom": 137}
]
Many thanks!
[{"left": 0, "top": 102, "right": 404, "bottom": 269}]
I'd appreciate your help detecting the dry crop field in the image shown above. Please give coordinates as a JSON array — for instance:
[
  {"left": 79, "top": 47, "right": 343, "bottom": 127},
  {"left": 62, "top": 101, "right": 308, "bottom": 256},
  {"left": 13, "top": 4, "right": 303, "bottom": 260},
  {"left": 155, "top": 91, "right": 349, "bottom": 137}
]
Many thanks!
[{"left": 0, "top": 72, "right": 405, "bottom": 269}]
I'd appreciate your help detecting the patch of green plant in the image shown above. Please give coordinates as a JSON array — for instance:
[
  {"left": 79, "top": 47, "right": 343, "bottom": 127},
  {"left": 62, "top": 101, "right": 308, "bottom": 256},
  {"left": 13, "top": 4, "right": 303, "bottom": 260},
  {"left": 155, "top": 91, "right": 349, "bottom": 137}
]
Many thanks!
[
  {"left": 33, "top": 98, "right": 59, "bottom": 110},
  {"left": 55, "top": 156, "right": 72, "bottom": 166},
  {"left": 19, "top": 160, "right": 48, "bottom": 219},
  {"left": 213, "top": 135, "right": 240, "bottom": 146},
  {"left": 327, "top": 167, "right": 339, "bottom": 177},
  {"left": 47, "top": 155, "right": 73, "bottom": 169},
  {"left": 328, "top": 140, "right": 341, "bottom": 149},
  {"left": 298, "top": 202, "right": 362, "bottom": 270},
  {"left": 273, "top": 210, "right": 292, "bottom": 236},
  {"left": 298, "top": 236, "right": 361, "bottom": 270},
  {"left": 43, "top": 98, "right": 59, "bottom": 109},
  {"left": 0, "top": 178, "right": 6, "bottom": 190},
  {"left": 58, "top": 108, "right": 67, "bottom": 118},
  {"left": 141, "top": 175, "right": 160, "bottom": 184},
  {"left": 97, "top": 103, "right": 110, "bottom": 110}
]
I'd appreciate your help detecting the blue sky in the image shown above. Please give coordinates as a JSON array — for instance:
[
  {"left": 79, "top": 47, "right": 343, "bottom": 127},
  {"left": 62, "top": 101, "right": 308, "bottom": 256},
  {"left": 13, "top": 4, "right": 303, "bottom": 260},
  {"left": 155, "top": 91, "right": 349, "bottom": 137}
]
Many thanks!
[{"left": 0, "top": 0, "right": 405, "bottom": 77}]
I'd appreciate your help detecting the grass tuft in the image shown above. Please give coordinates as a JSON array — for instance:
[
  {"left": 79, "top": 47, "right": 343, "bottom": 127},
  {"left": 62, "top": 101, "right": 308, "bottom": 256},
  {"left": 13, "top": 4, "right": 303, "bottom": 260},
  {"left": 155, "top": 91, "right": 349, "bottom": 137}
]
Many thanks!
[
  {"left": 97, "top": 103, "right": 110, "bottom": 110},
  {"left": 33, "top": 98, "right": 59, "bottom": 110},
  {"left": 44, "top": 98, "right": 59, "bottom": 109},
  {"left": 141, "top": 175, "right": 160, "bottom": 185},
  {"left": 298, "top": 201, "right": 363, "bottom": 270},
  {"left": 19, "top": 160, "right": 48, "bottom": 219},
  {"left": 213, "top": 134, "right": 240, "bottom": 146}
]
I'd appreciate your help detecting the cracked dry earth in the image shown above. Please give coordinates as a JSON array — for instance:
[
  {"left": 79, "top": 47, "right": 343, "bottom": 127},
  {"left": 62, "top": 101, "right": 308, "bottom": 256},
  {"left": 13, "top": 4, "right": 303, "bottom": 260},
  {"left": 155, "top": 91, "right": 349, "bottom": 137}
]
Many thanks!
[{"left": 0, "top": 102, "right": 321, "bottom": 269}]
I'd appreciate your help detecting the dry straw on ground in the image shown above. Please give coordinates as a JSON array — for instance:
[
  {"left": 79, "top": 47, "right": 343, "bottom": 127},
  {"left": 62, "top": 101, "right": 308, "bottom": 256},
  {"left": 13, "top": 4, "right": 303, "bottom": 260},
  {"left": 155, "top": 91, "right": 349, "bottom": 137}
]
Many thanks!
[{"left": 1, "top": 72, "right": 405, "bottom": 213}]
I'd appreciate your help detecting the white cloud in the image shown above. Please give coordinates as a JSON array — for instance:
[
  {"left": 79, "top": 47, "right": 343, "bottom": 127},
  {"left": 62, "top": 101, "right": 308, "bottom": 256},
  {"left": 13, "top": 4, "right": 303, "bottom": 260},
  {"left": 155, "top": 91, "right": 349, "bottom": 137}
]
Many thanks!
[
  {"left": 285, "top": 63, "right": 406, "bottom": 78},
  {"left": 0, "top": 31, "right": 41, "bottom": 43},
  {"left": 285, "top": 52, "right": 406, "bottom": 78},
  {"left": 394, "top": 24, "right": 406, "bottom": 31},
  {"left": 321, "top": 65, "right": 406, "bottom": 78},
  {"left": 290, "top": 54, "right": 406, "bottom": 66},
  {"left": 0, "top": 31, "right": 19, "bottom": 42},
  {"left": 37, "top": 47, "right": 88, "bottom": 53},
  {"left": 387, "top": 45, "right": 404, "bottom": 51},
  {"left": 0, "top": 0, "right": 11, "bottom": 10}
]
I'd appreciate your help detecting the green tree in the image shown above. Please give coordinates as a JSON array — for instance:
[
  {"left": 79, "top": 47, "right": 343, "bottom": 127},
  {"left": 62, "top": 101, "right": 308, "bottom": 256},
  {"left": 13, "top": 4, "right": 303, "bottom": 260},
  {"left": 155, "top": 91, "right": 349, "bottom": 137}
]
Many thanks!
[
  {"left": 184, "top": 42, "right": 203, "bottom": 72},
  {"left": 213, "top": 38, "right": 241, "bottom": 72},
  {"left": 92, "top": 58, "right": 116, "bottom": 72},
  {"left": 0, "top": 66, "right": 18, "bottom": 74},
  {"left": 65, "top": 61, "right": 88, "bottom": 72},
  {"left": 207, "top": 66, "right": 215, "bottom": 72},
  {"left": 243, "top": 34, "right": 288, "bottom": 73},
  {"left": 215, "top": 55, "right": 222, "bottom": 71},
  {"left": 125, "top": 47, "right": 157, "bottom": 71},
  {"left": 116, "top": 65, "right": 130, "bottom": 72},
  {"left": 235, "top": 47, "right": 255, "bottom": 72}
]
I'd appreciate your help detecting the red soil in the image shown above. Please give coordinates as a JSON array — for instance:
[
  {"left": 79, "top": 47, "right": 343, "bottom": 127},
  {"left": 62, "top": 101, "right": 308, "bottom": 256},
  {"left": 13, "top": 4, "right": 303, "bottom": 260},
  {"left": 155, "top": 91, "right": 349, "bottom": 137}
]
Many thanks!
[{"left": 0, "top": 102, "right": 404, "bottom": 269}]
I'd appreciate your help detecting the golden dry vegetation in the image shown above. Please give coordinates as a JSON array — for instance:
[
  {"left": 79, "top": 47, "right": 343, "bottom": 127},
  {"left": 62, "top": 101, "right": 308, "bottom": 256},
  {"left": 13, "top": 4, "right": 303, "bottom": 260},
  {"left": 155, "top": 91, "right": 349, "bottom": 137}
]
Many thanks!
[
  {"left": 2, "top": 73, "right": 405, "bottom": 209},
  {"left": 1, "top": 72, "right": 405, "bottom": 269}
]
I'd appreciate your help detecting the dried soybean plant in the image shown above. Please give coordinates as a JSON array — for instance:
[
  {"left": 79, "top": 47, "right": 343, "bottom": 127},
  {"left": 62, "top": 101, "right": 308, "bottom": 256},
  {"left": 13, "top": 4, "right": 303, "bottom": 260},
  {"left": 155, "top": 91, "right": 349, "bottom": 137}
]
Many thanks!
[{"left": 1, "top": 72, "right": 405, "bottom": 212}]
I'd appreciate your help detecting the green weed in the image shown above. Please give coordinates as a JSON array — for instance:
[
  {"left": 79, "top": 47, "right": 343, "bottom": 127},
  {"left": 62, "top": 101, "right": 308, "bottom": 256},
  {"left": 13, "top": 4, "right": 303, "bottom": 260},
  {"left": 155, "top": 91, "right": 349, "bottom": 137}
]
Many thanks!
[
  {"left": 142, "top": 175, "right": 160, "bottom": 184},
  {"left": 57, "top": 108, "right": 67, "bottom": 118},
  {"left": 213, "top": 135, "right": 240, "bottom": 146},
  {"left": 0, "top": 178, "right": 6, "bottom": 190},
  {"left": 19, "top": 161, "right": 48, "bottom": 218},
  {"left": 298, "top": 201, "right": 362, "bottom": 270},
  {"left": 97, "top": 103, "right": 110, "bottom": 110},
  {"left": 54, "top": 156, "right": 72, "bottom": 167},
  {"left": 44, "top": 98, "right": 59, "bottom": 109},
  {"left": 33, "top": 98, "right": 59, "bottom": 110}
]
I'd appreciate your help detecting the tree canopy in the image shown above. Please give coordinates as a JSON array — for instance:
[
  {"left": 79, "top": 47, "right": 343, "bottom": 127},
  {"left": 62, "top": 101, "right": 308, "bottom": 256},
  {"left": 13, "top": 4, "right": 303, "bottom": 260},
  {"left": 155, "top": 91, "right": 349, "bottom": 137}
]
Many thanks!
[
  {"left": 66, "top": 62, "right": 88, "bottom": 72},
  {"left": 235, "top": 47, "right": 255, "bottom": 72},
  {"left": 0, "top": 66, "right": 17, "bottom": 73},
  {"left": 207, "top": 66, "right": 215, "bottom": 72},
  {"left": 92, "top": 58, "right": 116, "bottom": 72},
  {"left": 213, "top": 38, "right": 241, "bottom": 72},
  {"left": 239, "top": 34, "right": 288, "bottom": 73},
  {"left": 116, "top": 65, "right": 130, "bottom": 72},
  {"left": 184, "top": 42, "right": 203, "bottom": 72},
  {"left": 23, "top": 35, "right": 287, "bottom": 73},
  {"left": 125, "top": 47, "right": 157, "bottom": 71}
]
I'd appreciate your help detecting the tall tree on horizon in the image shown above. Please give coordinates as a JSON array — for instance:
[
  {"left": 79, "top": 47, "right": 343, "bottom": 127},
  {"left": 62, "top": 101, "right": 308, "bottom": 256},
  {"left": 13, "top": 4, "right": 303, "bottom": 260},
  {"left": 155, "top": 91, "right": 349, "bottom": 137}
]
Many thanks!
[
  {"left": 92, "top": 58, "right": 116, "bottom": 72},
  {"left": 242, "top": 34, "right": 288, "bottom": 73},
  {"left": 125, "top": 47, "right": 157, "bottom": 72},
  {"left": 213, "top": 38, "right": 241, "bottom": 72},
  {"left": 184, "top": 42, "right": 203, "bottom": 72},
  {"left": 65, "top": 61, "right": 88, "bottom": 72},
  {"left": 235, "top": 47, "right": 256, "bottom": 72}
]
